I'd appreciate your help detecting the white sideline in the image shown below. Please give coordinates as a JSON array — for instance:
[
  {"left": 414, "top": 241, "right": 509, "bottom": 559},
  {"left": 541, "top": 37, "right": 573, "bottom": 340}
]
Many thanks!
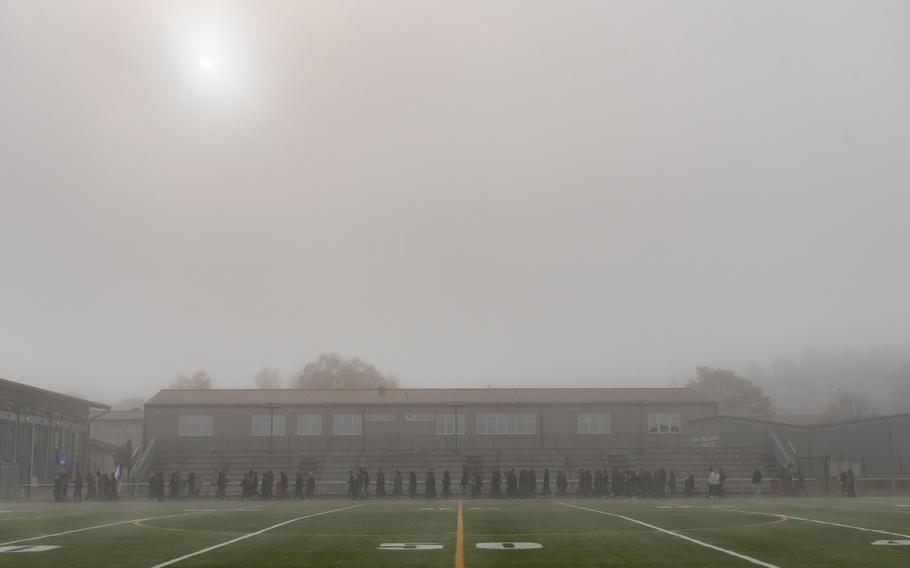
[
  {"left": 148, "top": 504, "right": 364, "bottom": 568},
  {"left": 0, "top": 511, "right": 205, "bottom": 546},
  {"left": 719, "top": 508, "right": 910, "bottom": 540},
  {"left": 559, "top": 503, "right": 780, "bottom": 568}
]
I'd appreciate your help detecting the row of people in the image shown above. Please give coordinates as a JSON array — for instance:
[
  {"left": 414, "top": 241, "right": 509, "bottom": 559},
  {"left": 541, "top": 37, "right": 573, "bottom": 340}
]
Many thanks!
[
  {"left": 239, "top": 470, "right": 317, "bottom": 500},
  {"left": 343, "top": 467, "right": 712, "bottom": 499},
  {"left": 52, "top": 470, "right": 121, "bottom": 502}
]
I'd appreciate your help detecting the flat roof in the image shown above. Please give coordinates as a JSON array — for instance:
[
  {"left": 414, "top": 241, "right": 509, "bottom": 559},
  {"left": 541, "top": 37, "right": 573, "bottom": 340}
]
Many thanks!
[
  {"left": 0, "top": 377, "right": 110, "bottom": 410},
  {"left": 691, "top": 411, "right": 910, "bottom": 429},
  {"left": 146, "top": 387, "right": 715, "bottom": 407},
  {"left": 93, "top": 409, "right": 144, "bottom": 421}
]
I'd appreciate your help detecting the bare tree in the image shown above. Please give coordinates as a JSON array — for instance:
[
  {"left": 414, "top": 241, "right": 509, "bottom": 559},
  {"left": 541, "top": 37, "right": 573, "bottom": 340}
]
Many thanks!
[
  {"left": 686, "top": 367, "right": 775, "bottom": 418},
  {"left": 826, "top": 390, "right": 875, "bottom": 421},
  {"left": 293, "top": 353, "right": 398, "bottom": 389},
  {"left": 254, "top": 367, "right": 282, "bottom": 389},
  {"left": 170, "top": 369, "right": 213, "bottom": 390}
]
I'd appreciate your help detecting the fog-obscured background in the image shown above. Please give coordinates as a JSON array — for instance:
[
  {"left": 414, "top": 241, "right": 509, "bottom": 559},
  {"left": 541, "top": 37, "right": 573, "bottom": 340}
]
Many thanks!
[{"left": 1, "top": 1, "right": 908, "bottom": 415}]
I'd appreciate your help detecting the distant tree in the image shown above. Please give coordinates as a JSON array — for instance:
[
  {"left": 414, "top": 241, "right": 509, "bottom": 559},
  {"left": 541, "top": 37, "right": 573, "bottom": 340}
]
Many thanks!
[
  {"left": 826, "top": 390, "right": 875, "bottom": 421},
  {"left": 170, "top": 369, "right": 213, "bottom": 390},
  {"left": 887, "top": 364, "right": 910, "bottom": 414},
  {"left": 254, "top": 367, "right": 282, "bottom": 389},
  {"left": 686, "top": 367, "right": 775, "bottom": 418},
  {"left": 293, "top": 353, "right": 398, "bottom": 389}
]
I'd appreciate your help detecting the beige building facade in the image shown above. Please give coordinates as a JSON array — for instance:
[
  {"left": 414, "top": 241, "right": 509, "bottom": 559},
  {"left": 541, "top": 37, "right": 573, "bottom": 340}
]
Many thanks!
[{"left": 144, "top": 388, "right": 717, "bottom": 454}]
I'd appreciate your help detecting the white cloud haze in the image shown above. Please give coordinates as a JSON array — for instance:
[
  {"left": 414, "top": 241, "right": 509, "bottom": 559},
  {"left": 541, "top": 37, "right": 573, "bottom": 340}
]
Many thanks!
[{"left": 1, "top": 1, "right": 909, "bottom": 404}]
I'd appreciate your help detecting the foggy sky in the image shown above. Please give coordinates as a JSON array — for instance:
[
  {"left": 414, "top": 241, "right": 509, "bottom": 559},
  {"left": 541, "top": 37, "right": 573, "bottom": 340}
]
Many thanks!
[{"left": 2, "top": 1, "right": 909, "bottom": 404}]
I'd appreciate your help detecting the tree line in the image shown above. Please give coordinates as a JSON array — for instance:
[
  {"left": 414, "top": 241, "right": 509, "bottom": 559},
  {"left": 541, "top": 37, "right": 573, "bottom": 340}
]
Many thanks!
[{"left": 169, "top": 353, "right": 398, "bottom": 391}]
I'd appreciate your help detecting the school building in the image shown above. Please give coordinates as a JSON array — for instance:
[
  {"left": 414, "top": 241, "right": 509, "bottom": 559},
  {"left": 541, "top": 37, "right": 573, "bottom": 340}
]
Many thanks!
[{"left": 0, "top": 377, "right": 110, "bottom": 497}]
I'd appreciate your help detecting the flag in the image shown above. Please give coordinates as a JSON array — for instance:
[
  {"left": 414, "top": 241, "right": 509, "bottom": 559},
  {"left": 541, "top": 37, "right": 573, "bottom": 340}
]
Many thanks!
[{"left": 53, "top": 448, "right": 73, "bottom": 472}]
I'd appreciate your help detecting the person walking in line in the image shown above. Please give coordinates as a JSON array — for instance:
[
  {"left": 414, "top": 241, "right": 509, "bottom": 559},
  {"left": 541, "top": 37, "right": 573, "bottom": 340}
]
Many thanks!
[{"left": 751, "top": 467, "right": 763, "bottom": 497}]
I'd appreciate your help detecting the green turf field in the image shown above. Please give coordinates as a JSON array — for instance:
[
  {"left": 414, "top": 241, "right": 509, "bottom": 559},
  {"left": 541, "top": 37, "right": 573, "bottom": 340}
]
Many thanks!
[{"left": 1, "top": 496, "right": 909, "bottom": 566}]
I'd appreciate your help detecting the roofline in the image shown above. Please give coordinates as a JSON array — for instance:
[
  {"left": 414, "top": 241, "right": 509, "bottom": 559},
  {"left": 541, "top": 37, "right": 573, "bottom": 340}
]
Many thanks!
[
  {"left": 150, "top": 387, "right": 708, "bottom": 393},
  {"left": 0, "top": 377, "right": 111, "bottom": 410},
  {"left": 810, "top": 411, "right": 910, "bottom": 429},
  {"left": 144, "top": 387, "right": 716, "bottom": 407},
  {"left": 691, "top": 411, "right": 910, "bottom": 429},
  {"left": 689, "top": 414, "right": 810, "bottom": 429}
]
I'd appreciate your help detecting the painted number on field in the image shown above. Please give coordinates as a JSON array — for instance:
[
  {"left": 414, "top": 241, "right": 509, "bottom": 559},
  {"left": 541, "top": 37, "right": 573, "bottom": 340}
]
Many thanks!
[
  {"left": 377, "top": 543, "right": 443, "bottom": 550},
  {"left": 476, "top": 542, "right": 542, "bottom": 550},
  {"left": 872, "top": 540, "right": 910, "bottom": 546},
  {"left": 0, "top": 545, "right": 61, "bottom": 553}
]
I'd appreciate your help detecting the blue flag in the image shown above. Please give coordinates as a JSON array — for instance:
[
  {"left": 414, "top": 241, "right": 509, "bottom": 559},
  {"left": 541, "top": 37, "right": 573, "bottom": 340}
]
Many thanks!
[{"left": 54, "top": 448, "right": 73, "bottom": 472}]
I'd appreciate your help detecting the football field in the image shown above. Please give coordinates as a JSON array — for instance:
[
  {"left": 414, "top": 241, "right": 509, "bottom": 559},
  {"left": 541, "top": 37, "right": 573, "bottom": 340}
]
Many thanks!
[{"left": 1, "top": 496, "right": 909, "bottom": 567}]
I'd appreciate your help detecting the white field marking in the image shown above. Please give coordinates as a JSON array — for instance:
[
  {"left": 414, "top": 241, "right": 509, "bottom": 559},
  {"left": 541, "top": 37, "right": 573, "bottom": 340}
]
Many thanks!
[
  {"left": 0, "top": 511, "right": 207, "bottom": 546},
  {"left": 148, "top": 504, "right": 363, "bottom": 568},
  {"left": 183, "top": 509, "right": 218, "bottom": 512},
  {"left": 0, "top": 545, "right": 61, "bottom": 553},
  {"left": 872, "top": 540, "right": 910, "bottom": 545},
  {"left": 469, "top": 507, "right": 501, "bottom": 510},
  {"left": 559, "top": 503, "right": 780, "bottom": 568},
  {"left": 476, "top": 542, "right": 542, "bottom": 549},
  {"left": 717, "top": 508, "right": 910, "bottom": 540},
  {"left": 657, "top": 506, "right": 674, "bottom": 509},
  {"left": 377, "top": 543, "right": 444, "bottom": 550},
  {"left": 419, "top": 507, "right": 453, "bottom": 511}
]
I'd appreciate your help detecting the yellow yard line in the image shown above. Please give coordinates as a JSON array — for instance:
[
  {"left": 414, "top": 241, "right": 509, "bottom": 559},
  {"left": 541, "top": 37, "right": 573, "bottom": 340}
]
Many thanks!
[{"left": 455, "top": 500, "right": 464, "bottom": 568}]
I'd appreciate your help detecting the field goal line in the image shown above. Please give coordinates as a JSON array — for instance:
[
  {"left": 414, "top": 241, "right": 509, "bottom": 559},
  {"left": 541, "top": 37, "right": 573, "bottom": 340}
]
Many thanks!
[
  {"left": 0, "top": 510, "right": 217, "bottom": 547},
  {"left": 148, "top": 504, "right": 364, "bottom": 568},
  {"left": 559, "top": 503, "right": 780, "bottom": 568},
  {"left": 703, "top": 507, "right": 910, "bottom": 540}
]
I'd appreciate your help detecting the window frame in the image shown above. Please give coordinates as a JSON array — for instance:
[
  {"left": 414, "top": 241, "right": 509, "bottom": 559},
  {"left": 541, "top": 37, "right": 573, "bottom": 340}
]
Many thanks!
[
  {"left": 577, "top": 412, "right": 612, "bottom": 435},
  {"left": 177, "top": 415, "right": 214, "bottom": 437},
  {"left": 475, "top": 413, "right": 537, "bottom": 435},
  {"left": 647, "top": 412, "right": 681, "bottom": 434},
  {"left": 332, "top": 414, "right": 363, "bottom": 436}
]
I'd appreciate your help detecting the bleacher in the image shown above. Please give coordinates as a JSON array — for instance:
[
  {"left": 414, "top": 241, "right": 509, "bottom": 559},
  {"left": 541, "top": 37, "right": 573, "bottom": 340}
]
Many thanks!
[{"left": 146, "top": 445, "right": 777, "bottom": 497}]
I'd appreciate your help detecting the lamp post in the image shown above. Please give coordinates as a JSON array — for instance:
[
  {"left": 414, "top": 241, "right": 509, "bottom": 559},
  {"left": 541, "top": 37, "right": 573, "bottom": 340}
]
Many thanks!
[
  {"left": 449, "top": 402, "right": 462, "bottom": 452},
  {"left": 264, "top": 403, "right": 279, "bottom": 454}
]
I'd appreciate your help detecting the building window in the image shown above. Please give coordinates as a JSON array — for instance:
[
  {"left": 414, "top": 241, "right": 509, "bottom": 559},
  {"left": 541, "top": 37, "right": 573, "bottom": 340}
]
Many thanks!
[
  {"left": 332, "top": 414, "right": 363, "bottom": 436},
  {"left": 435, "top": 414, "right": 465, "bottom": 435},
  {"left": 296, "top": 414, "right": 322, "bottom": 436},
  {"left": 178, "top": 415, "right": 213, "bottom": 437},
  {"left": 365, "top": 413, "right": 394, "bottom": 423},
  {"left": 404, "top": 413, "right": 435, "bottom": 422},
  {"left": 577, "top": 413, "right": 611, "bottom": 435},
  {"left": 251, "top": 414, "right": 286, "bottom": 436},
  {"left": 475, "top": 414, "right": 536, "bottom": 435},
  {"left": 647, "top": 413, "right": 681, "bottom": 434}
]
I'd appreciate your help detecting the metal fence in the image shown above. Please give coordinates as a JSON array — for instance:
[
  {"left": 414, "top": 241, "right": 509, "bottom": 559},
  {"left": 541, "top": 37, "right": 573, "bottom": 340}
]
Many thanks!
[{"left": 0, "top": 462, "right": 29, "bottom": 499}]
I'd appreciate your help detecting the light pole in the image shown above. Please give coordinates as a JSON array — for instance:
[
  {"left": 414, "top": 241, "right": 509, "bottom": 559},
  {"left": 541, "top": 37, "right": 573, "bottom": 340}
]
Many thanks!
[
  {"left": 449, "top": 402, "right": 462, "bottom": 452},
  {"left": 264, "top": 403, "right": 279, "bottom": 454}
]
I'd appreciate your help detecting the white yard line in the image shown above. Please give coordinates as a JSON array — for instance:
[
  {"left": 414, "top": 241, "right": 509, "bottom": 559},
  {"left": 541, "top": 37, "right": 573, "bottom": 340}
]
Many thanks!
[
  {"left": 559, "top": 503, "right": 780, "bottom": 568},
  {"left": 148, "top": 504, "right": 364, "bottom": 568},
  {"left": 716, "top": 507, "right": 910, "bottom": 540},
  {"left": 0, "top": 511, "right": 206, "bottom": 546}
]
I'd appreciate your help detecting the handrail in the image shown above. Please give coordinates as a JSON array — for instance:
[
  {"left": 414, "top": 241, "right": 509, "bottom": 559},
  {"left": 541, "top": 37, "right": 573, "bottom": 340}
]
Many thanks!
[
  {"left": 769, "top": 431, "right": 796, "bottom": 469},
  {"left": 132, "top": 436, "right": 157, "bottom": 481}
]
